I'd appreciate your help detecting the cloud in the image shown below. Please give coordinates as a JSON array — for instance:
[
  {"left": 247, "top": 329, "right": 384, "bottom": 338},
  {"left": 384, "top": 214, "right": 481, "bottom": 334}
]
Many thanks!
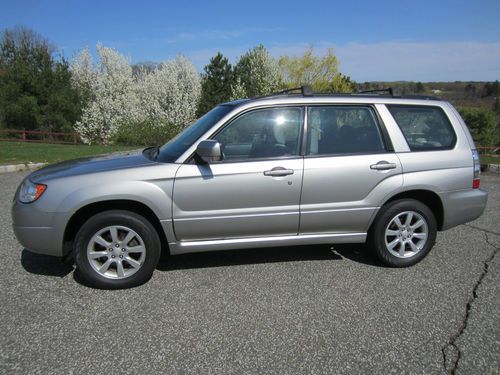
[
  {"left": 166, "top": 27, "right": 284, "bottom": 44},
  {"left": 268, "top": 41, "right": 500, "bottom": 81}
]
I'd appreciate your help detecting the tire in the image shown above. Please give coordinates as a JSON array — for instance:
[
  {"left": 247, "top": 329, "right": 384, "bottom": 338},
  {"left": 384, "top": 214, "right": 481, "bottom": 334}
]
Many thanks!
[
  {"left": 74, "top": 210, "right": 161, "bottom": 289},
  {"left": 369, "top": 199, "right": 437, "bottom": 267}
]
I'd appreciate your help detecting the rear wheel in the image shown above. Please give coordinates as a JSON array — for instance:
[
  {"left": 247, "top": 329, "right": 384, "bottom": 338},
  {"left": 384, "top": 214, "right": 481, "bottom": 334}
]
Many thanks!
[
  {"left": 369, "top": 199, "right": 437, "bottom": 267},
  {"left": 74, "top": 210, "right": 161, "bottom": 289}
]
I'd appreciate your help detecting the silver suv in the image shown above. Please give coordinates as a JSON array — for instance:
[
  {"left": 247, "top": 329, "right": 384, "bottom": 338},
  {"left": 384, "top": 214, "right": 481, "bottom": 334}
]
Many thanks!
[{"left": 12, "top": 87, "right": 488, "bottom": 289}]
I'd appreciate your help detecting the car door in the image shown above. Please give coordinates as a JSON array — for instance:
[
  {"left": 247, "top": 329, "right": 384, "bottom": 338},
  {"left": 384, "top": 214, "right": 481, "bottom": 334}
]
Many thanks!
[
  {"left": 172, "top": 106, "right": 305, "bottom": 241},
  {"left": 300, "top": 105, "right": 403, "bottom": 234}
]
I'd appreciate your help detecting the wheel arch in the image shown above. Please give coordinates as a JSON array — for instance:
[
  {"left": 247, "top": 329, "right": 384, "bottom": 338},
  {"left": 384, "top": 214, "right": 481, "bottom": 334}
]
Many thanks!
[
  {"left": 372, "top": 189, "right": 444, "bottom": 231},
  {"left": 63, "top": 200, "right": 169, "bottom": 257}
]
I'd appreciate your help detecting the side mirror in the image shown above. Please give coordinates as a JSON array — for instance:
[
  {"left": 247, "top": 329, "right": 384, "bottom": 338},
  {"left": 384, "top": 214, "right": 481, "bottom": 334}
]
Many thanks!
[{"left": 196, "top": 140, "right": 222, "bottom": 163}]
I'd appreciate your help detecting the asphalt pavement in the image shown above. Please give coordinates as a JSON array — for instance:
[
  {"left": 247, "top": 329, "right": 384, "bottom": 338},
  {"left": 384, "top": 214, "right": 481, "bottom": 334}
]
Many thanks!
[{"left": 0, "top": 171, "right": 498, "bottom": 374}]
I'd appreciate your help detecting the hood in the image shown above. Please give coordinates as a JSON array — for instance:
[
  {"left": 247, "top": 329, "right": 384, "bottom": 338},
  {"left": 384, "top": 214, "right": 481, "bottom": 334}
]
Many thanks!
[{"left": 29, "top": 151, "right": 157, "bottom": 183}]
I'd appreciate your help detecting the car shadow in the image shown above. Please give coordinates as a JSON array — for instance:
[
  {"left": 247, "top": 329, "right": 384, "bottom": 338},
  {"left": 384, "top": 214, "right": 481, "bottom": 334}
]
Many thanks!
[
  {"left": 157, "top": 243, "right": 382, "bottom": 271},
  {"left": 332, "top": 243, "right": 383, "bottom": 267},
  {"left": 21, "top": 249, "right": 74, "bottom": 277},
  {"left": 20, "top": 243, "right": 383, "bottom": 282}
]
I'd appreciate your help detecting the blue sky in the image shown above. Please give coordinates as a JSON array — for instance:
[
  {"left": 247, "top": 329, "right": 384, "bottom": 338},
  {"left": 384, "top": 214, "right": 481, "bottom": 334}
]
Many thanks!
[{"left": 1, "top": 0, "right": 499, "bottom": 81}]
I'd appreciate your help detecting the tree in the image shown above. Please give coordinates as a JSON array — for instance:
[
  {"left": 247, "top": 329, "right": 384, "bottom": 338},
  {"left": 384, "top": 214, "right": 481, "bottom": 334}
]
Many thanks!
[
  {"left": 72, "top": 44, "right": 137, "bottom": 144},
  {"left": 233, "top": 45, "right": 280, "bottom": 98},
  {"left": 72, "top": 46, "right": 200, "bottom": 145},
  {"left": 136, "top": 55, "right": 200, "bottom": 132},
  {"left": 482, "top": 81, "right": 499, "bottom": 98},
  {"left": 459, "top": 107, "right": 498, "bottom": 147},
  {"left": 0, "top": 26, "right": 81, "bottom": 132},
  {"left": 464, "top": 83, "right": 477, "bottom": 99},
  {"left": 278, "top": 46, "right": 353, "bottom": 93},
  {"left": 494, "top": 97, "right": 500, "bottom": 116},
  {"left": 197, "top": 52, "right": 234, "bottom": 117},
  {"left": 415, "top": 82, "right": 425, "bottom": 93}
]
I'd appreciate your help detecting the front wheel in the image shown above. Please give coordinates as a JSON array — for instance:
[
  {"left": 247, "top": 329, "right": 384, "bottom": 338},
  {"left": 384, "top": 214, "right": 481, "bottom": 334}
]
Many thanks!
[
  {"left": 369, "top": 199, "right": 437, "bottom": 267},
  {"left": 74, "top": 210, "right": 161, "bottom": 289}
]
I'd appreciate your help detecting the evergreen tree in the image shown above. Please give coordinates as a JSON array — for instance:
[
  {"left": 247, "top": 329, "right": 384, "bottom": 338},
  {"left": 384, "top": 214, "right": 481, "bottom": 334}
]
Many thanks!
[
  {"left": 0, "top": 26, "right": 81, "bottom": 131},
  {"left": 459, "top": 107, "right": 498, "bottom": 147},
  {"left": 493, "top": 97, "right": 500, "bottom": 116},
  {"left": 415, "top": 82, "right": 425, "bottom": 93},
  {"left": 196, "top": 52, "right": 234, "bottom": 117}
]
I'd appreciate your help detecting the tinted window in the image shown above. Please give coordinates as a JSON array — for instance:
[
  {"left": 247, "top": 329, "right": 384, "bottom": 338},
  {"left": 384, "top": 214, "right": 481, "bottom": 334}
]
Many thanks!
[
  {"left": 214, "top": 107, "right": 303, "bottom": 161},
  {"left": 387, "top": 105, "right": 456, "bottom": 151},
  {"left": 158, "top": 105, "right": 233, "bottom": 163},
  {"left": 307, "top": 106, "right": 385, "bottom": 155}
]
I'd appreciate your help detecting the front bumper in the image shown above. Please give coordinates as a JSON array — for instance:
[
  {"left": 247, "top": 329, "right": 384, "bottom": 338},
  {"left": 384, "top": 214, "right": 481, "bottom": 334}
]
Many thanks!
[
  {"left": 439, "top": 188, "right": 488, "bottom": 231},
  {"left": 11, "top": 199, "right": 67, "bottom": 257}
]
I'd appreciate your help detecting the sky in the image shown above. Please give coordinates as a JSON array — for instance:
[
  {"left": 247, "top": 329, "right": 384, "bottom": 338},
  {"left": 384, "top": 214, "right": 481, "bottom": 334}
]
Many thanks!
[{"left": 1, "top": 0, "right": 499, "bottom": 82}]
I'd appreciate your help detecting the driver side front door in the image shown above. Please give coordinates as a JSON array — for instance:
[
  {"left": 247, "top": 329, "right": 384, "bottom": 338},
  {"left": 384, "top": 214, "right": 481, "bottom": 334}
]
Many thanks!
[{"left": 172, "top": 106, "right": 304, "bottom": 242}]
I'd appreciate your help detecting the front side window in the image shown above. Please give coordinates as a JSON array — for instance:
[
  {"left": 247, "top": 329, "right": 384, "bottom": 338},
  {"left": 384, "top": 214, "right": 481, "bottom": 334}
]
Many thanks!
[
  {"left": 307, "top": 106, "right": 386, "bottom": 155},
  {"left": 387, "top": 105, "right": 456, "bottom": 151},
  {"left": 214, "top": 107, "right": 303, "bottom": 161},
  {"left": 158, "top": 105, "right": 233, "bottom": 163}
]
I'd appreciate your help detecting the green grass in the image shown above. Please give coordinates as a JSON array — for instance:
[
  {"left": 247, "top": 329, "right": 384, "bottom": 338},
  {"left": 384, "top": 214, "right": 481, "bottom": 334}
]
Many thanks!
[
  {"left": 1, "top": 140, "right": 498, "bottom": 166},
  {"left": 0, "top": 141, "right": 140, "bottom": 164},
  {"left": 480, "top": 155, "right": 500, "bottom": 165}
]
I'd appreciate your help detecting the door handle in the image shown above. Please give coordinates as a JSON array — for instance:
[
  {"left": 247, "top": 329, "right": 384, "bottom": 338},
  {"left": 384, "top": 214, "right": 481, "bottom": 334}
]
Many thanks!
[
  {"left": 263, "top": 167, "right": 294, "bottom": 177},
  {"left": 370, "top": 161, "right": 397, "bottom": 170}
]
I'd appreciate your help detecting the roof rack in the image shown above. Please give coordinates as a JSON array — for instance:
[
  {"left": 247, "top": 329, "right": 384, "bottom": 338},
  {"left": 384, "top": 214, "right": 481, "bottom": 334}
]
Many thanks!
[
  {"left": 243, "top": 85, "right": 440, "bottom": 103},
  {"left": 253, "top": 85, "right": 314, "bottom": 100},
  {"left": 356, "top": 88, "right": 394, "bottom": 96}
]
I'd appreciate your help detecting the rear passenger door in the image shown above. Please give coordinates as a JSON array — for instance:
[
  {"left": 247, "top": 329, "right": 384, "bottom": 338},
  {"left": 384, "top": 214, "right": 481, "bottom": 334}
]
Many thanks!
[{"left": 299, "top": 105, "right": 403, "bottom": 235}]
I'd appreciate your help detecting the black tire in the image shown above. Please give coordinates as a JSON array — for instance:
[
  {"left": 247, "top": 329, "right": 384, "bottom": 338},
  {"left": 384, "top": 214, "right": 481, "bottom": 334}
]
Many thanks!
[
  {"left": 74, "top": 210, "right": 161, "bottom": 289},
  {"left": 369, "top": 199, "right": 437, "bottom": 267}
]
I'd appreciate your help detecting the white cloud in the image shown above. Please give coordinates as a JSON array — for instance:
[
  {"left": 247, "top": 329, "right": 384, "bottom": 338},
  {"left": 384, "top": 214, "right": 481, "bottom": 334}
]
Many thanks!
[{"left": 167, "top": 27, "right": 284, "bottom": 44}]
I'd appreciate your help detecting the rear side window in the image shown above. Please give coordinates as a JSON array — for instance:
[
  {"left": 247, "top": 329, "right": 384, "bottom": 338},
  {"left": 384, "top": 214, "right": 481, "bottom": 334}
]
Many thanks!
[
  {"left": 307, "top": 106, "right": 386, "bottom": 155},
  {"left": 387, "top": 105, "right": 456, "bottom": 151}
]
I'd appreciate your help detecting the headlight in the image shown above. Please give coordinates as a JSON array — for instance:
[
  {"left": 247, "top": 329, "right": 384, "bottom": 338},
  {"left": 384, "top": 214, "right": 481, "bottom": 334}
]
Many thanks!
[{"left": 19, "top": 179, "right": 47, "bottom": 203}]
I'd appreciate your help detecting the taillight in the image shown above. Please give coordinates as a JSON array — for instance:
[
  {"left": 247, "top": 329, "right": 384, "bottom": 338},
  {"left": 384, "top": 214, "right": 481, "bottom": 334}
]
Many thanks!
[{"left": 472, "top": 149, "right": 480, "bottom": 189}]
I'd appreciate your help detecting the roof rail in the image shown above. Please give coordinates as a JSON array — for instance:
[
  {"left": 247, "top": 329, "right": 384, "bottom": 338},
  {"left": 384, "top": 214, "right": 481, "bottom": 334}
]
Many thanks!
[
  {"left": 241, "top": 85, "right": 440, "bottom": 103},
  {"left": 253, "top": 85, "right": 314, "bottom": 100},
  {"left": 356, "top": 88, "right": 394, "bottom": 97}
]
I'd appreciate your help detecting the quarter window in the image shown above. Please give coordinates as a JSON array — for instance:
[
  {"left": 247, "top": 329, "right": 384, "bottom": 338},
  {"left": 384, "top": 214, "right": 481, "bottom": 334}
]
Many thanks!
[
  {"left": 307, "top": 106, "right": 386, "bottom": 155},
  {"left": 214, "top": 107, "right": 303, "bottom": 161},
  {"left": 387, "top": 105, "right": 456, "bottom": 151}
]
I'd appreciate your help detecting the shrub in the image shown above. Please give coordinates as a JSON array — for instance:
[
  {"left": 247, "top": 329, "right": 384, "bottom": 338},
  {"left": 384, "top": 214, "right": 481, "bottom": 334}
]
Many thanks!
[
  {"left": 459, "top": 107, "right": 499, "bottom": 147},
  {"left": 112, "top": 120, "right": 181, "bottom": 146}
]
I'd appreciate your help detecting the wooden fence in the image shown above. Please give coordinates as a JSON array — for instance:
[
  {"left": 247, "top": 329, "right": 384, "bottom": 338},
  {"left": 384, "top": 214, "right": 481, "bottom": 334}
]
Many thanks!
[
  {"left": 477, "top": 146, "right": 500, "bottom": 158},
  {"left": 0, "top": 129, "right": 498, "bottom": 156},
  {"left": 0, "top": 129, "right": 79, "bottom": 144}
]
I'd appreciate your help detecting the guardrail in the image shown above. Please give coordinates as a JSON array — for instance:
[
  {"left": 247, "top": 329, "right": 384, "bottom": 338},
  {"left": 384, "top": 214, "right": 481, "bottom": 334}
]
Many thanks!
[{"left": 0, "top": 129, "right": 78, "bottom": 144}]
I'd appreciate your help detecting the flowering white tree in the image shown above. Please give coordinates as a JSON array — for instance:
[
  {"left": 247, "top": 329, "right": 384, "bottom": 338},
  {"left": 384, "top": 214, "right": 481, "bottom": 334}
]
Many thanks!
[
  {"left": 233, "top": 45, "right": 281, "bottom": 98},
  {"left": 136, "top": 55, "right": 200, "bottom": 132},
  {"left": 71, "top": 46, "right": 200, "bottom": 145},
  {"left": 71, "top": 44, "right": 138, "bottom": 144}
]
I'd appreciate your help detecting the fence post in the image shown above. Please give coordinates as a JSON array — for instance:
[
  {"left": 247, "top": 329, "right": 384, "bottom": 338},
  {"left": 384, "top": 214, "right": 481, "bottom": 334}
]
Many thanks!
[
  {"left": 73, "top": 132, "right": 77, "bottom": 144},
  {"left": 22, "top": 130, "right": 26, "bottom": 142}
]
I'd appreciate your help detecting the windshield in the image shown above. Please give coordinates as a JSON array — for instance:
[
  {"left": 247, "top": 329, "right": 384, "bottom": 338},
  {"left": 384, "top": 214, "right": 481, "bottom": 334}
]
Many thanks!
[{"left": 157, "top": 105, "right": 234, "bottom": 163}]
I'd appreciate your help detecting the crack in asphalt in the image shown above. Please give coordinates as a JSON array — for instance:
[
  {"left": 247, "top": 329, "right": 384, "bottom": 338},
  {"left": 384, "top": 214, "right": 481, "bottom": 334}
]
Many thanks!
[{"left": 441, "top": 225, "right": 499, "bottom": 374}]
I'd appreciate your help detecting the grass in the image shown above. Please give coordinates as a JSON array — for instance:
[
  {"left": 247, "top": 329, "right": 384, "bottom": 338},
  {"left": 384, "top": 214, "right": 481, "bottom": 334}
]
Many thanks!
[
  {"left": 0, "top": 141, "right": 140, "bottom": 165},
  {"left": 480, "top": 155, "right": 500, "bottom": 165},
  {"left": 1, "top": 140, "right": 498, "bottom": 166}
]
